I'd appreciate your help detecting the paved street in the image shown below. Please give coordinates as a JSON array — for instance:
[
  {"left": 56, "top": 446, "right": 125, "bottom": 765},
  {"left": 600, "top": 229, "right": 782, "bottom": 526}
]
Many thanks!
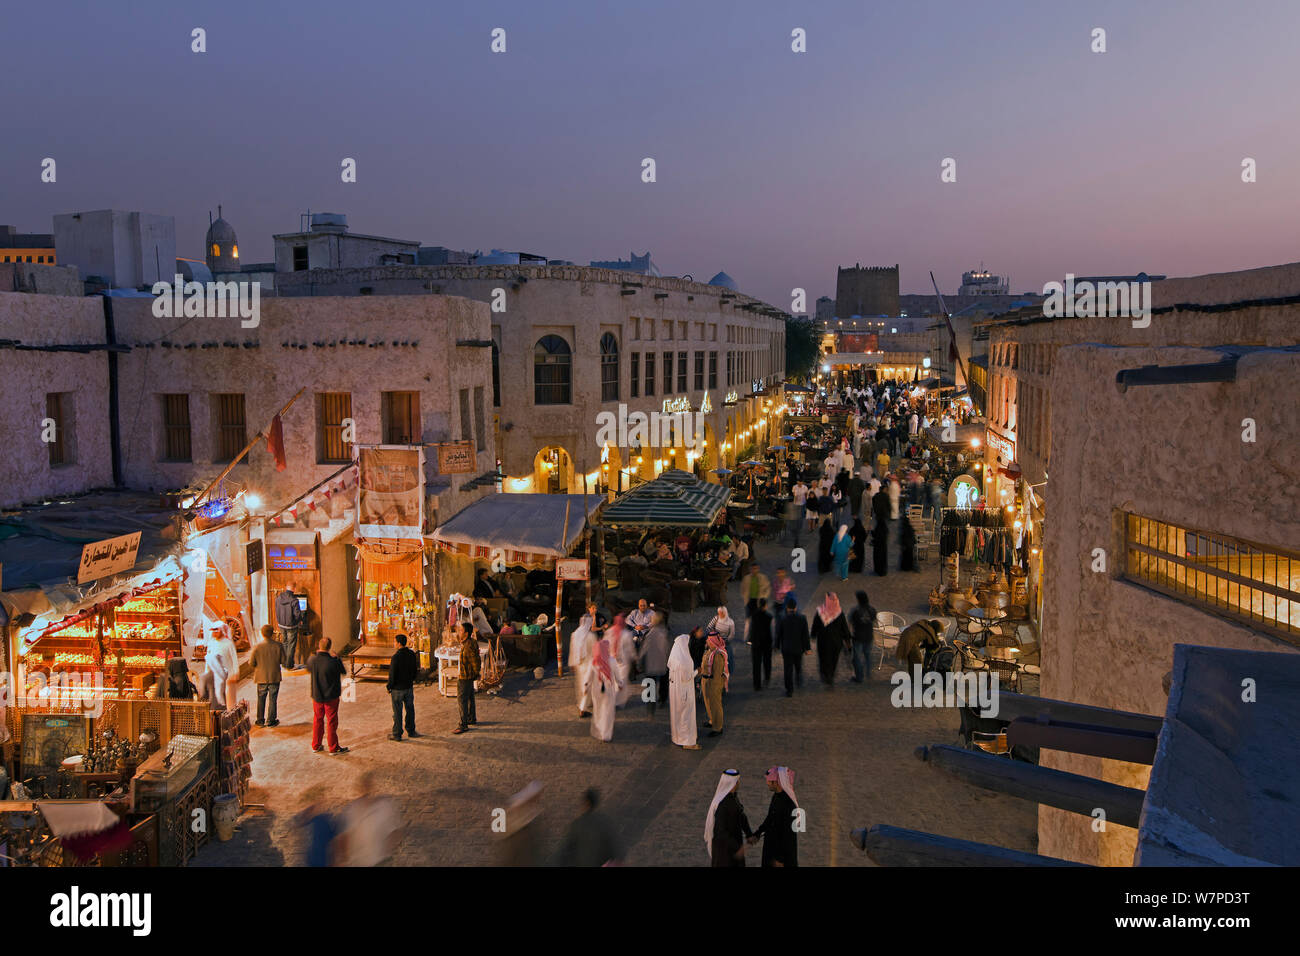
[{"left": 198, "top": 529, "right": 1037, "bottom": 866}]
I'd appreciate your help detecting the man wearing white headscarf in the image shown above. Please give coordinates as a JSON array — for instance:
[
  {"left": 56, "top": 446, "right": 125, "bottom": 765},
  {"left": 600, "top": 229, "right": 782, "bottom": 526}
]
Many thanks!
[
  {"left": 607, "top": 615, "right": 634, "bottom": 708},
  {"left": 667, "top": 634, "right": 701, "bottom": 750},
  {"left": 749, "top": 766, "right": 800, "bottom": 867},
  {"left": 204, "top": 623, "right": 239, "bottom": 711},
  {"left": 704, "top": 769, "right": 751, "bottom": 867}
]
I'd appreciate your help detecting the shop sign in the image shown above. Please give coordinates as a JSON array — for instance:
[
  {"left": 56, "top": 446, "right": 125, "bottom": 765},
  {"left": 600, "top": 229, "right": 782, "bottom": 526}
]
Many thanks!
[
  {"left": 267, "top": 543, "right": 316, "bottom": 571},
  {"left": 724, "top": 391, "right": 739, "bottom": 405},
  {"left": 947, "top": 475, "right": 982, "bottom": 509},
  {"left": 661, "top": 396, "right": 693, "bottom": 415},
  {"left": 77, "top": 532, "right": 141, "bottom": 584},
  {"left": 988, "top": 429, "right": 1016, "bottom": 465},
  {"left": 437, "top": 441, "right": 476, "bottom": 475},
  {"left": 556, "top": 558, "right": 589, "bottom": 581},
  {"left": 246, "top": 539, "right": 264, "bottom": 575}
]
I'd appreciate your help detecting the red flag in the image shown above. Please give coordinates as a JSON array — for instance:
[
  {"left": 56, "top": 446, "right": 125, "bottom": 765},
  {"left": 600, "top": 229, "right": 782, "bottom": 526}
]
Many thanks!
[{"left": 267, "top": 414, "right": 287, "bottom": 472}]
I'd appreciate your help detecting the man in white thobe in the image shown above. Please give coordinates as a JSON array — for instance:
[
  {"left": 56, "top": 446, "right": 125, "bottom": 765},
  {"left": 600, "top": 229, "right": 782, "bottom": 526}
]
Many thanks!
[
  {"left": 668, "top": 634, "right": 700, "bottom": 750},
  {"left": 585, "top": 640, "right": 621, "bottom": 742},
  {"left": 569, "top": 619, "right": 596, "bottom": 717}
]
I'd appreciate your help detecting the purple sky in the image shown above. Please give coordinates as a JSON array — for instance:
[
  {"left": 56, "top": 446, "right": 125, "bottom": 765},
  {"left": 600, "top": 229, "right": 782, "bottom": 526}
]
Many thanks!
[{"left": 3, "top": 0, "right": 1298, "bottom": 307}]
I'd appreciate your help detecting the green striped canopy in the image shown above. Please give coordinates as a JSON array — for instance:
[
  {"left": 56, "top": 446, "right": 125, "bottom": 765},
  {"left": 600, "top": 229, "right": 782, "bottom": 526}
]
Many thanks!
[{"left": 597, "top": 469, "right": 731, "bottom": 528}]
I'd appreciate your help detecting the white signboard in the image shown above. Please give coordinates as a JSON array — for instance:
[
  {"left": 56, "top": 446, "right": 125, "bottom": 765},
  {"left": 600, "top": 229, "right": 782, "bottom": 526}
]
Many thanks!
[
  {"left": 77, "top": 532, "right": 142, "bottom": 584},
  {"left": 555, "top": 558, "right": 589, "bottom": 581}
]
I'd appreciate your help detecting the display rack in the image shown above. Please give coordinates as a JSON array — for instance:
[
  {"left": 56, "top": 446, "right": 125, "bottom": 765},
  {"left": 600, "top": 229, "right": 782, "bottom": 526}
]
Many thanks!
[
  {"left": 218, "top": 703, "right": 252, "bottom": 809},
  {"left": 21, "top": 580, "right": 183, "bottom": 696}
]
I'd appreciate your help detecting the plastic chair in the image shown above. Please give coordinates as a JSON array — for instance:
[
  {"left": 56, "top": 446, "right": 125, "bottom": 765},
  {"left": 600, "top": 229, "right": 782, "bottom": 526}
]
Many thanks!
[{"left": 873, "top": 611, "right": 907, "bottom": 670}]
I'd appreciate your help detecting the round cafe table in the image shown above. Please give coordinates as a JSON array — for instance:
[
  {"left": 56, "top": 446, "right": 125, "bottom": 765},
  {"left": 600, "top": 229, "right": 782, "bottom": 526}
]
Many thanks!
[{"left": 964, "top": 606, "right": 1007, "bottom": 643}]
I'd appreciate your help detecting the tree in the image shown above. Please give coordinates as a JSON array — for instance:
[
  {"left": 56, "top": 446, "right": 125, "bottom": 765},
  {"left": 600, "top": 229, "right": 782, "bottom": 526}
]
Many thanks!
[{"left": 784, "top": 315, "right": 820, "bottom": 380}]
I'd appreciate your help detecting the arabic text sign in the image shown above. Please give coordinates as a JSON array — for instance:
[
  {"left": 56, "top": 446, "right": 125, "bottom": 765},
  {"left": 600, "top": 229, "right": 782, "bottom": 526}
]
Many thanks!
[
  {"left": 78, "top": 532, "right": 142, "bottom": 584},
  {"left": 437, "top": 441, "right": 476, "bottom": 475}
]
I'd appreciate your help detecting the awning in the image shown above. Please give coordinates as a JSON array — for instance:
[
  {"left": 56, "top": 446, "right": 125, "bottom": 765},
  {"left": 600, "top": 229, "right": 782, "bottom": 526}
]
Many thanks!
[
  {"left": 430, "top": 493, "right": 601, "bottom": 564},
  {"left": 596, "top": 469, "right": 731, "bottom": 528},
  {"left": 19, "top": 554, "right": 185, "bottom": 638}
]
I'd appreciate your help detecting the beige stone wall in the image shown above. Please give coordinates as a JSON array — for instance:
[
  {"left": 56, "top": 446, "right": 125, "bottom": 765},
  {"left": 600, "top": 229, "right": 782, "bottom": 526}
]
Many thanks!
[
  {"left": 0, "top": 292, "right": 114, "bottom": 507},
  {"left": 277, "top": 264, "right": 787, "bottom": 488},
  {"left": 1039, "top": 343, "right": 1300, "bottom": 865},
  {"left": 109, "top": 293, "right": 494, "bottom": 523}
]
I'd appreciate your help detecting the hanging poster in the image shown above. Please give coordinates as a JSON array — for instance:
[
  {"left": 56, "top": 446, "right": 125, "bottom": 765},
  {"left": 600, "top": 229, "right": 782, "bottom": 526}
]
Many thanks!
[{"left": 356, "top": 445, "right": 426, "bottom": 540}]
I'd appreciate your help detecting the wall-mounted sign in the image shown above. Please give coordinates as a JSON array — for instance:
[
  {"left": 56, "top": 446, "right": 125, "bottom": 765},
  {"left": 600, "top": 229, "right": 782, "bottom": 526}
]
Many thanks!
[
  {"left": 724, "top": 391, "right": 739, "bottom": 405},
  {"left": 700, "top": 392, "right": 712, "bottom": 414},
  {"left": 246, "top": 539, "right": 264, "bottom": 576},
  {"left": 267, "top": 542, "right": 316, "bottom": 571},
  {"left": 437, "top": 441, "right": 476, "bottom": 475},
  {"left": 556, "top": 558, "right": 589, "bottom": 581},
  {"left": 947, "top": 475, "right": 982, "bottom": 509},
  {"left": 77, "top": 532, "right": 142, "bottom": 584},
  {"left": 987, "top": 429, "right": 1016, "bottom": 465}
]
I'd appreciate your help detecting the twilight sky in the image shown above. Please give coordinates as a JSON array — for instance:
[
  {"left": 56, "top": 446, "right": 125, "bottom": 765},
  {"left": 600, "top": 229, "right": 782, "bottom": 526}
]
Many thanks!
[{"left": 3, "top": 0, "right": 1297, "bottom": 307}]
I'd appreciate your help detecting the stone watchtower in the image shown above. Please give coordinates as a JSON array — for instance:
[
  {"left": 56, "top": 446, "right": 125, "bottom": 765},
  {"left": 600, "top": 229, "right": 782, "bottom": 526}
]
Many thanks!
[
  {"left": 835, "top": 263, "right": 899, "bottom": 318},
  {"left": 206, "top": 205, "right": 239, "bottom": 274}
]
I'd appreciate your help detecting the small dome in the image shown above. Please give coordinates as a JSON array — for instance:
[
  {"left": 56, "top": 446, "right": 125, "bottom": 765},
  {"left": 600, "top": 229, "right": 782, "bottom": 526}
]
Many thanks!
[
  {"left": 708, "top": 271, "right": 738, "bottom": 291},
  {"left": 205, "top": 208, "right": 240, "bottom": 273},
  {"left": 206, "top": 217, "right": 237, "bottom": 245}
]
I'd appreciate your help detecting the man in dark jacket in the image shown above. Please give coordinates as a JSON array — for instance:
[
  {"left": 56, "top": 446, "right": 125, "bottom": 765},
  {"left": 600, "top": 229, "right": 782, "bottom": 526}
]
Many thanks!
[
  {"left": 386, "top": 633, "right": 421, "bottom": 740},
  {"left": 849, "top": 590, "right": 877, "bottom": 683},
  {"left": 776, "top": 597, "right": 811, "bottom": 698},
  {"left": 251, "top": 624, "right": 283, "bottom": 726},
  {"left": 274, "top": 583, "right": 305, "bottom": 670},
  {"left": 306, "top": 637, "right": 349, "bottom": 755},
  {"left": 750, "top": 598, "right": 773, "bottom": 691}
]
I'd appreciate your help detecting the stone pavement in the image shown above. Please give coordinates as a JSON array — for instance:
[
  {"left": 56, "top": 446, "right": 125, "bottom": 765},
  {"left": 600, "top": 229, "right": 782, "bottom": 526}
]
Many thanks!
[{"left": 196, "top": 523, "right": 1037, "bottom": 866}]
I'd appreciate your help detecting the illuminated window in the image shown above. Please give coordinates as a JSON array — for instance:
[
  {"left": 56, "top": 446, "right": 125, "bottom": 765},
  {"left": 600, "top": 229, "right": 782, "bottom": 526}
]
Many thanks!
[
  {"left": 1123, "top": 512, "right": 1299, "bottom": 645},
  {"left": 212, "top": 243, "right": 220, "bottom": 257},
  {"left": 232, "top": 244, "right": 239, "bottom": 258}
]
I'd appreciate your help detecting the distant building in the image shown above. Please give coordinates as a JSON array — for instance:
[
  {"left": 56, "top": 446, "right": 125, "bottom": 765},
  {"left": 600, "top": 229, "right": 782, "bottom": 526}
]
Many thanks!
[
  {"left": 590, "top": 251, "right": 660, "bottom": 277},
  {"left": 958, "top": 267, "right": 1009, "bottom": 296},
  {"left": 815, "top": 295, "right": 835, "bottom": 322},
  {"left": 418, "top": 246, "right": 474, "bottom": 266},
  {"left": 273, "top": 213, "right": 419, "bottom": 273},
  {"left": 475, "top": 249, "right": 548, "bottom": 266},
  {"left": 53, "top": 209, "right": 176, "bottom": 288},
  {"left": 835, "top": 263, "right": 899, "bottom": 319},
  {"left": 0, "top": 225, "right": 56, "bottom": 264}
]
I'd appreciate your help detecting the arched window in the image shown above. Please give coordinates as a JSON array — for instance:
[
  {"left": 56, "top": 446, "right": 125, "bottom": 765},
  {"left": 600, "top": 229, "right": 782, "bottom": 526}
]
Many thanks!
[
  {"left": 491, "top": 341, "right": 501, "bottom": 407},
  {"left": 211, "top": 243, "right": 220, "bottom": 257},
  {"left": 600, "top": 332, "right": 619, "bottom": 402},
  {"left": 534, "top": 335, "right": 572, "bottom": 405}
]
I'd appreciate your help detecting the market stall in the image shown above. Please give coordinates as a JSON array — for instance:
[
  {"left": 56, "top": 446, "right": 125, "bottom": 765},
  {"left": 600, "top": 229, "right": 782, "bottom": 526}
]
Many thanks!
[
  {"left": 430, "top": 493, "right": 604, "bottom": 673},
  {"left": 13, "top": 558, "right": 186, "bottom": 700}
]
